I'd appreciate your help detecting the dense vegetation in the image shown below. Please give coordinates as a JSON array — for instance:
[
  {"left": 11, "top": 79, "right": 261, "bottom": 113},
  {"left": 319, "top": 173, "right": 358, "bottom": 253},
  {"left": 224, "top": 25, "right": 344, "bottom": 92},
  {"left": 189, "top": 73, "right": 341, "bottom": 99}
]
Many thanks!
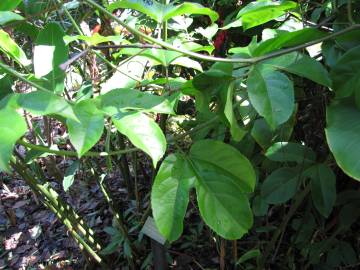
[{"left": 0, "top": 0, "right": 360, "bottom": 269}]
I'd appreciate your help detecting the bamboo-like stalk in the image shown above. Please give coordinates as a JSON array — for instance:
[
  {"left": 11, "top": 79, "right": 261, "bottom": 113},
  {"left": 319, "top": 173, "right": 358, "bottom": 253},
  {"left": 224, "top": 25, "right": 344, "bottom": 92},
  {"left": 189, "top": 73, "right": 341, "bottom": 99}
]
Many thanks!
[
  {"left": 10, "top": 159, "right": 107, "bottom": 267},
  {"left": 11, "top": 159, "right": 102, "bottom": 252}
]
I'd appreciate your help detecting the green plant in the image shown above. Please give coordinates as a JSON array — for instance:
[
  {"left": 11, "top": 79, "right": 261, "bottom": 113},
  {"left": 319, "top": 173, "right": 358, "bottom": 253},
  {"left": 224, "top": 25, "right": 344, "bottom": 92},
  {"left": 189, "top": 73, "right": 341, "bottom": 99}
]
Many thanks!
[{"left": 1, "top": 0, "right": 360, "bottom": 268}]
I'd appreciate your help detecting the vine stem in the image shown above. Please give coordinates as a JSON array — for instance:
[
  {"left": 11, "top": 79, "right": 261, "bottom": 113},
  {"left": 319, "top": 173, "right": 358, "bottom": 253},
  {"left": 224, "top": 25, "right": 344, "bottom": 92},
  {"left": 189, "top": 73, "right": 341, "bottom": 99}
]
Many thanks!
[
  {"left": 82, "top": 0, "right": 360, "bottom": 64},
  {"left": 18, "top": 139, "right": 138, "bottom": 157},
  {"left": 0, "top": 61, "right": 52, "bottom": 93}
]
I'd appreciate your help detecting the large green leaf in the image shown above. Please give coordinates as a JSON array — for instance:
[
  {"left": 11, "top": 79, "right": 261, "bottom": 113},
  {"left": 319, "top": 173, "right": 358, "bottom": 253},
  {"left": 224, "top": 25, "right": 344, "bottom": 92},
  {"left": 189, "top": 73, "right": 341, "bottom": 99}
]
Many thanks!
[
  {"left": 247, "top": 67, "right": 294, "bottom": 129},
  {"left": 108, "top": 0, "right": 218, "bottom": 23},
  {"left": 261, "top": 167, "right": 301, "bottom": 204},
  {"left": 265, "top": 142, "right": 316, "bottom": 164},
  {"left": 0, "top": 11, "right": 24, "bottom": 25},
  {"left": 0, "top": 0, "right": 22, "bottom": 11},
  {"left": 98, "top": 88, "right": 175, "bottom": 115},
  {"left": 190, "top": 140, "right": 255, "bottom": 192},
  {"left": 0, "top": 29, "right": 30, "bottom": 66},
  {"left": 112, "top": 112, "right": 166, "bottom": 167},
  {"left": 224, "top": 0, "right": 297, "bottom": 30},
  {"left": 190, "top": 140, "right": 255, "bottom": 239},
  {"left": 0, "top": 108, "right": 27, "bottom": 172},
  {"left": 67, "top": 100, "right": 105, "bottom": 157},
  {"left": 151, "top": 154, "right": 195, "bottom": 242},
  {"left": 152, "top": 140, "right": 255, "bottom": 241},
  {"left": 17, "top": 91, "right": 77, "bottom": 121},
  {"left": 34, "top": 23, "right": 68, "bottom": 94},
  {"left": 191, "top": 160, "right": 253, "bottom": 240},
  {"left": 253, "top": 29, "right": 328, "bottom": 56},
  {"left": 261, "top": 52, "right": 332, "bottom": 87},
  {"left": 325, "top": 100, "right": 360, "bottom": 180},
  {"left": 330, "top": 46, "right": 360, "bottom": 98},
  {"left": 305, "top": 164, "right": 336, "bottom": 218}
]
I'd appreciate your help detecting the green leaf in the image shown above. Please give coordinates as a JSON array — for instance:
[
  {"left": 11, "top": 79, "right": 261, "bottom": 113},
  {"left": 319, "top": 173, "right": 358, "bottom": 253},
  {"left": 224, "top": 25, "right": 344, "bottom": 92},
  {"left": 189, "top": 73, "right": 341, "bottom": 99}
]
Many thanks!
[
  {"left": 226, "top": 0, "right": 297, "bottom": 30},
  {"left": 151, "top": 154, "right": 195, "bottom": 242},
  {"left": 192, "top": 159, "right": 253, "bottom": 240},
  {"left": 247, "top": 67, "right": 294, "bottom": 129},
  {"left": 254, "top": 28, "right": 328, "bottom": 56},
  {"left": 265, "top": 142, "right": 316, "bottom": 164},
  {"left": 222, "top": 82, "right": 247, "bottom": 141},
  {"left": 16, "top": 91, "right": 77, "bottom": 120},
  {"left": 0, "top": 108, "right": 27, "bottom": 172},
  {"left": 0, "top": 74, "right": 13, "bottom": 100},
  {"left": 0, "top": 0, "right": 22, "bottom": 11},
  {"left": 190, "top": 140, "right": 255, "bottom": 239},
  {"left": 190, "top": 140, "right": 256, "bottom": 193},
  {"left": 325, "top": 100, "right": 360, "bottom": 181},
  {"left": 261, "top": 167, "right": 300, "bottom": 204},
  {"left": 18, "top": 0, "right": 48, "bottom": 16},
  {"left": 0, "top": 29, "right": 30, "bottom": 66},
  {"left": 251, "top": 117, "right": 295, "bottom": 149},
  {"left": 163, "top": 2, "right": 219, "bottom": 23},
  {"left": 112, "top": 112, "right": 166, "bottom": 167},
  {"left": 64, "top": 33, "right": 123, "bottom": 46},
  {"left": 261, "top": 52, "right": 332, "bottom": 87},
  {"left": 34, "top": 23, "right": 68, "bottom": 94},
  {"left": 118, "top": 47, "right": 203, "bottom": 70},
  {"left": 63, "top": 160, "right": 80, "bottom": 192},
  {"left": 193, "top": 69, "right": 233, "bottom": 95},
  {"left": 108, "top": 0, "right": 163, "bottom": 22},
  {"left": 252, "top": 195, "right": 269, "bottom": 216},
  {"left": 98, "top": 88, "right": 175, "bottom": 115},
  {"left": 152, "top": 140, "right": 256, "bottom": 241},
  {"left": 108, "top": 0, "right": 218, "bottom": 23},
  {"left": 330, "top": 45, "right": 360, "bottom": 98},
  {"left": 0, "top": 11, "right": 24, "bottom": 25},
  {"left": 236, "top": 249, "right": 261, "bottom": 265},
  {"left": 67, "top": 100, "right": 105, "bottom": 157},
  {"left": 305, "top": 164, "right": 336, "bottom": 218}
]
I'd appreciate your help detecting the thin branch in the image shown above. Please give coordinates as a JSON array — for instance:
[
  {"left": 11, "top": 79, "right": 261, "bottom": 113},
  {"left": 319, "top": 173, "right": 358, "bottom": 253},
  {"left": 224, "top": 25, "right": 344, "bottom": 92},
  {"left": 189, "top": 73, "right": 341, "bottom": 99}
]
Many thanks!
[
  {"left": 92, "top": 44, "right": 162, "bottom": 50},
  {"left": 18, "top": 139, "right": 138, "bottom": 157},
  {"left": 59, "top": 44, "right": 163, "bottom": 71}
]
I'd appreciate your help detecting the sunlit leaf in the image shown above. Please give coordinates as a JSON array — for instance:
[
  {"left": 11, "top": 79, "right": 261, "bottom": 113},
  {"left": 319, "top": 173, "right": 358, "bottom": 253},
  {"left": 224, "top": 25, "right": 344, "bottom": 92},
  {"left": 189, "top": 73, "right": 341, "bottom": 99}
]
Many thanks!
[
  {"left": 35, "top": 23, "right": 68, "bottom": 94},
  {"left": 247, "top": 67, "right": 294, "bottom": 129},
  {"left": 151, "top": 154, "right": 195, "bottom": 242},
  {"left": 0, "top": 11, "right": 24, "bottom": 25},
  {"left": 112, "top": 111, "right": 166, "bottom": 167},
  {"left": 0, "top": 108, "right": 27, "bottom": 172},
  {"left": 67, "top": 100, "right": 105, "bottom": 157},
  {"left": 0, "top": 29, "right": 30, "bottom": 66}
]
